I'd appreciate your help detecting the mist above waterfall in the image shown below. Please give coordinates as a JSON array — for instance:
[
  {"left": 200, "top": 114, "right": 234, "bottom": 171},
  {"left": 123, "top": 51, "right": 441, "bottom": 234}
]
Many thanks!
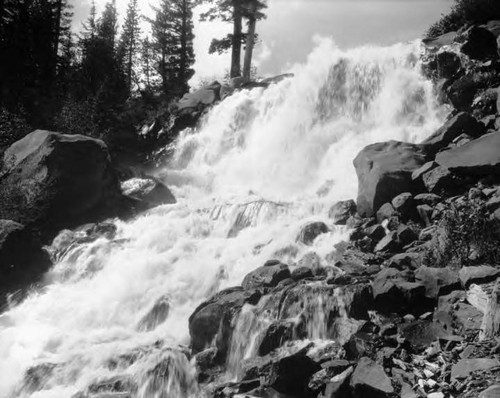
[{"left": 0, "top": 38, "right": 447, "bottom": 398}]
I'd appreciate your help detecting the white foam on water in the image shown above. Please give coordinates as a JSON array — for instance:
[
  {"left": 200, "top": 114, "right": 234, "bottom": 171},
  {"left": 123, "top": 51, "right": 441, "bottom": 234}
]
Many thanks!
[{"left": 0, "top": 37, "right": 447, "bottom": 398}]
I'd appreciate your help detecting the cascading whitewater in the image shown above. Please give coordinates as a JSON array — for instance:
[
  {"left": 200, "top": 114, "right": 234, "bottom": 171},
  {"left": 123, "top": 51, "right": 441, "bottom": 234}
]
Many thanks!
[{"left": 0, "top": 38, "right": 447, "bottom": 398}]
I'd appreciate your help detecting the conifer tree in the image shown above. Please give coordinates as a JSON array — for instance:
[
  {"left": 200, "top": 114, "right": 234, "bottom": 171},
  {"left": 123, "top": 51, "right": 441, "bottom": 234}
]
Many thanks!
[
  {"left": 120, "top": 0, "right": 142, "bottom": 95},
  {"left": 149, "top": 0, "right": 195, "bottom": 96}
]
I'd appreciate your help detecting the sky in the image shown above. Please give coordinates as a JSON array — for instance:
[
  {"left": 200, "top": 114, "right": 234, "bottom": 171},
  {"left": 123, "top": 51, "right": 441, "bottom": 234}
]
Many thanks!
[{"left": 70, "top": 0, "right": 453, "bottom": 84}]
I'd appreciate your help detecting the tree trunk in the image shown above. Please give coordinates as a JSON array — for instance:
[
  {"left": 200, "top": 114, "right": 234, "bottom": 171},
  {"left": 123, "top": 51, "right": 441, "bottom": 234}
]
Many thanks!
[
  {"left": 242, "top": 0, "right": 257, "bottom": 82},
  {"left": 230, "top": 1, "right": 242, "bottom": 78},
  {"left": 480, "top": 278, "right": 500, "bottom": 340}
]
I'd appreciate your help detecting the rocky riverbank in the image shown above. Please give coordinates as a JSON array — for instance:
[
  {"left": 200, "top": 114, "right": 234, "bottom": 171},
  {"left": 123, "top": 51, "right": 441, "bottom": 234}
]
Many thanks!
[{"left": 183, "top": 21, "right": 500, "bottom": 398}]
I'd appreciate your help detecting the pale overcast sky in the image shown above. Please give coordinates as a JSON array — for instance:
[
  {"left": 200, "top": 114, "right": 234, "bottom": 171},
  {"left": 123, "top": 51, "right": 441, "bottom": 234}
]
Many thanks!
[{"left": 70, "top": 0, "right": 452, "bottom": 83}]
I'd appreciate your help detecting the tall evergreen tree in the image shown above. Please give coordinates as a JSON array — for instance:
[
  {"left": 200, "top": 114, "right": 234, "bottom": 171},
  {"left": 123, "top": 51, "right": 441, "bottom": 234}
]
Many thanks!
[
  {"left": 120, "top": 0, "right": 141, "bottom": 95},
  {"left": 199, "top": 0, "right": 266, "bottom": 79},
  {"left": 149, "top": 0, "right": 195, "bottom": 96}
]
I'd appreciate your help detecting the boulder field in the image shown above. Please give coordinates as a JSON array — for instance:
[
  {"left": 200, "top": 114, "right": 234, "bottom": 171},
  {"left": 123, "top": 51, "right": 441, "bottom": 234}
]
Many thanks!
[{"left": 186, "top": 21, "right": 500, "bottom": 398}]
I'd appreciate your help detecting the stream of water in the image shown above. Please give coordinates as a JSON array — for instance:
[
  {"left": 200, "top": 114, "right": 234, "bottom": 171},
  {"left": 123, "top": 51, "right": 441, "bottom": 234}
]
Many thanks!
[{"left": 0, "top": 38, "right": 446, "bottom": 398}]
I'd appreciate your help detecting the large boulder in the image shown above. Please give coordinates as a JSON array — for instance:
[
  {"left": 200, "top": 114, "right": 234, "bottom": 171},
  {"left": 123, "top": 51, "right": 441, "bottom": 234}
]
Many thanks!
[
  {"left": 329, "top": 200, "right": 357, "bottom": 225},
  {"left": 372, "top": 268, "right": 427, "bottom": 313},
  {"left": 421, "top": 112, "right": 485, "bottom": 155},
  {"left": 0, "top": 220, "right": 51, "bottom": 307},
  {"left": 188, "top": 287, "right": 260, "bottom": 358},
  {"left": 436, "top": 50, "right": 462, "bottom": 80},
  {"left": 242, "top": 262, "right": 291, "bottom": 290},
  {"left": 435, "top": 132, "right": 500, "bottom": 176},
  {"left": 241, "top": 348, "right": 321, "bottom": 396},
  {"left": 457, "top": 25, "right": 499, "bottom": 61},
  {"left": 354, "top": 141, "right": 428, "bottom": 217},
  {"left": 0, "top": 130, "right": 124, "bottom": 241}
]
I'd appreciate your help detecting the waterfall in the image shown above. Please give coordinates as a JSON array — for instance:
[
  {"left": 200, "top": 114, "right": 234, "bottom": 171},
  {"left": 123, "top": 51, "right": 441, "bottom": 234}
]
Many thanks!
[{"left": 0, "top": 38, "right": 446, "bottom": 398}]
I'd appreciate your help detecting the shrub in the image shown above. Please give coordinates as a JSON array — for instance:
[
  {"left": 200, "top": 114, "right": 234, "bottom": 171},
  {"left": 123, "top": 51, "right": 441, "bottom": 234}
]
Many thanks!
[
  {"left": 427, "top": 196, "right": 500, "bottom": 268},
  {"left": 426, "top": 0, "right": 500, "bottom": 38},
  {"left": 0, "top": 108, "right": 32, "bottom": 150}
]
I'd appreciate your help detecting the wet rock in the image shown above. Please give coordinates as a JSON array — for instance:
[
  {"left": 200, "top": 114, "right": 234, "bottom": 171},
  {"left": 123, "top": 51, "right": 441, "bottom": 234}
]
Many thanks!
[
  {"left": 374, "top": 232, "right": 400, "bottom": 253},
  {"left": 242, "top": 263, "right": 291, "bottom": 290},
  {"left": 137, "top": 296, "right": 170, "bottom": 331},
  {"left": 344, "top": 332, "right": 380, "bottom": 360},
  {"left": 258, "top": 321, "right": 294, "bottom": 356},
  {"left": 194, "top": 347, "right": 218, "bottom": 373},
  {"left": 458, "top": 25, "right": 499, "bottom": 61},
  {"left": 451, "top": 358, "right": 500, "bottom": 381},
  {"left": 329, "top": 200, "right": 357, "bottom": 225},
  {"left": 354, "top": 141, "right": 428, "bottom": 217},
  {"left": 121, "top": 177, "right": 176, "bottom": 210},
  {"left": 0, "top": 130, "right": 125, "bottom": 242},
  {"left": 436, "top": 132, "right": 500, "bottom": 177},
  {"left": 242, "top": 349, "right": 321, "bottom": 396},
  {"left": 414, "top": 266, "right": 461, "bottom": 298},
  {"left": 350, "top": 357, "right": 394, "bottom": 397},
  {"left": 189, "top": 287, "right": 260, "bottom": 356},
  {"left": 21, "top": 363, "right": 57, "bottom": 394},
  {"left": 422, "top": 112, "right": 485, "bottom": 154},
  {"left": 87, "top": 375, "right": 137, "bottom": 395},
  {"left": 297, "top": 252, "right": 323, "bottom": 275},
  {"left": 459, "top": 265, "right": 500, "bottom": 288},
  {"left": 291, "top": 266, "right": 314, "bottom": 281},
  {"left": 0, "top": 220, "right": 51, "bottom": 307},
  {"left": 376, "top": 203, "right": 397, "bottom": 224},
  {"left": 412, "top": 161, "right": 436, "bottom": 183},
  {"left": 297, "top": 221, "right": 329, "bottom": 245}
]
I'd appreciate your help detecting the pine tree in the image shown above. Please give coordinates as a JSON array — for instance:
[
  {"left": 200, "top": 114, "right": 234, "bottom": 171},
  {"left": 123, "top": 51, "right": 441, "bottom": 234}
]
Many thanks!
[
  {"left": 199, "top": 0, "right": 266, "bottom": 79},
  {"left": 149, "top": 0, "right": 195, "bottom": 96},
  {"left": 120, "top": 0, "right": 141, "bottom": 95},
  {"left": 81, "top": 0, "right": 97, "bottom": 40}
]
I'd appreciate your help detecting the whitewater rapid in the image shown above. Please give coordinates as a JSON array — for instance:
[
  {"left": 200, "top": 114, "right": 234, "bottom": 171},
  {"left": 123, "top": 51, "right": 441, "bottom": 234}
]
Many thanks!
[{"left": 0, "top": 38, "right": 447, "bottom": 398}]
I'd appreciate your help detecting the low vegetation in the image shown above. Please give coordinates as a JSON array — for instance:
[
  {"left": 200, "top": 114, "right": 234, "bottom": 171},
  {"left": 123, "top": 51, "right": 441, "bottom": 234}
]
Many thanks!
[
  {"left": 427, "top": 196, "right": 500, "bottom": 268},
  {"left": 426, "top": 0, "right": 500, "bottom": 38}
]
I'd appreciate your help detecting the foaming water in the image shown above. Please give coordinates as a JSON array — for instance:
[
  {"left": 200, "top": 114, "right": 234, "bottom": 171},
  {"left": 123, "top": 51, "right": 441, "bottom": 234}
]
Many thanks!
[{"left": 0, "top": 38, "right": 446, "bottom": 397}]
